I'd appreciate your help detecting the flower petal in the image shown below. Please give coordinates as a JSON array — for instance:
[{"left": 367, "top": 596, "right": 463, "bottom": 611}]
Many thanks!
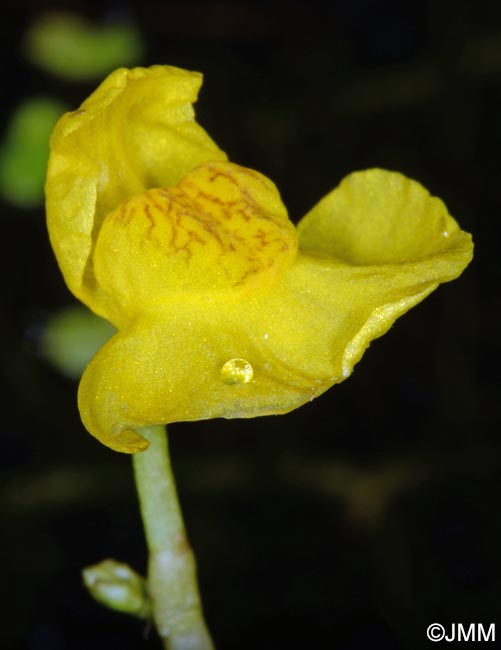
[
  {"left": 294, "top": 170, "right": 472, "bottom": 381},
  {"left": 93, "top": 161, "right": 297, "bottom": 319},
  {"left": 78, "top": 298, "right": 330, "bottom": 453},
  {"left": 46, "top": 65, "right": 226, "bottom": 323},
  {"left": 297, "top": 168, "right": 471, "bottom": 265},
  {"left": 260, "top": 247, "right": 472, "bottom": 385},
  {"left": 77, "top": 253, "right": 443, "bottom": 454},
  {"left": 78, "top": 168, "right": 473, "bottom": 453}
]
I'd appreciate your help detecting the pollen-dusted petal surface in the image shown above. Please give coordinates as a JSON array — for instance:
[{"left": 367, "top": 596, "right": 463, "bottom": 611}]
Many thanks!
[
  {"left": 93, "top": 161, "right": 297, "bottom": 317},
  {"left": 77, "top": 165, "right": 473, "bottom": 454},
  {"left": 77, "top": 290, "right": 342, "bottom": 453},
  {"left": 46, "top": 65, "right": 226, "bottom": 323},
  {"left": 293, "top": 168, "right": 473, "bottom": 380},
  {"left": 297, "top": 168, "right": 472, "bottom": 265}
]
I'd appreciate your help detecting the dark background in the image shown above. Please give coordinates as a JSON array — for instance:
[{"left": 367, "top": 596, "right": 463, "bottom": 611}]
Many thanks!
[{"left": 0, "top": 1, "right": 498, "bottom": 648}]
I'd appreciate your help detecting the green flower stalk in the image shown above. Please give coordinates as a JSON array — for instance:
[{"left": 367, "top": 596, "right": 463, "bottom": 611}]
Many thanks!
[{"left": 133, "top": 427, "right": 213, "bottom": 649}]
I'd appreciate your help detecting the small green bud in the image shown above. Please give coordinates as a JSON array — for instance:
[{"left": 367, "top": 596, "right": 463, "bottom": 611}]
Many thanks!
[{"left": 82, "top": 559, "right": 151, "bottom": 618}]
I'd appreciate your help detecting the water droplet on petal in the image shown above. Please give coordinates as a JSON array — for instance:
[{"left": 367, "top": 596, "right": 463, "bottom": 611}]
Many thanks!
[{"left": 221, "top": 358, "right": 254, "bottom": 384}]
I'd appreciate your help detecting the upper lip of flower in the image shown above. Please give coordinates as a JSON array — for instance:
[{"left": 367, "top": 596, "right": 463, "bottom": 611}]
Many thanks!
[
  {"left": 46, "top": 65, "right": 228, "bottom": 324},
  {"left": 46, "top": 65, "right": 473, "bottom": 453}
]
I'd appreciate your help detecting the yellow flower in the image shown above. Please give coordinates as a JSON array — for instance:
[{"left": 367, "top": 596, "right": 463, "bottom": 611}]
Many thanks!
[{"left": 46, "top": 66, "right": 473, "bottom": 454}]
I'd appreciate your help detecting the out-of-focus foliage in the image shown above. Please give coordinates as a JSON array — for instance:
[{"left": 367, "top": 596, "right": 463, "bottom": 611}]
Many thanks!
[
  {"left": 42, "top": 305, "right": 115, "bottom": 379},
  {"left": 0, "top": 98, "right": 66, "bottom": 208},
  {"left": 24, "top": 13, "right": 144, "bottom": 81}
]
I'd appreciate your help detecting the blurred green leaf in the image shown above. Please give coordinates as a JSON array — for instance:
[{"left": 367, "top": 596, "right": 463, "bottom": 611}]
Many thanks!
[
  {"left": 24, "top": 12, "right": 144, "bottom": 81},
  {"left": 42, "top": 305, "right": 116, "bottom": 379},
  {"left": 0, "top": 97, "right": 66, "bottom": 208}
]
